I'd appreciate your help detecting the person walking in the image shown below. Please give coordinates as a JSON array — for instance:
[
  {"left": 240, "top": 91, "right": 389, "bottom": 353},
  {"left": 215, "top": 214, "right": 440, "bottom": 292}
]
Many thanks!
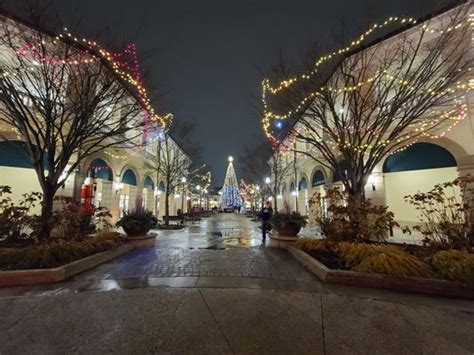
[{"left": 260, "top": 201, "right": 273, "bottom": 243}]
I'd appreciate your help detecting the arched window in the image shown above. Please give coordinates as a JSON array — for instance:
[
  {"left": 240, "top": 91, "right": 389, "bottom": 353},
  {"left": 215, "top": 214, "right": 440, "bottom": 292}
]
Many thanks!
[
  {"left": 158, "top": 181, "right": 165, "bottom": 191},
  {"left": 122, "top": 169, "right": 137, "bottom": 186},
  {"left": 383, "top": 143, "right": 456, "bottom": 173},
  {"left": 312, "top": 170, "right": 325, "bottom": 187},
  {"left": 144, "top": 176, "right": 154, "bottom": 189},
  {"left": 0, "top": 141, "right": 47, "bottom": 169},
  {"left": 290, "top": 181, "right": 296, "bottom": 192},
  {"left": 282, "top": 184, "right": 287, "bottom": 195},
  {"left": 88, "top": 159, "right": 112, "bottom": 181},
  {"left": 298, "top": 177, "right": 308, "bottom": 190}
]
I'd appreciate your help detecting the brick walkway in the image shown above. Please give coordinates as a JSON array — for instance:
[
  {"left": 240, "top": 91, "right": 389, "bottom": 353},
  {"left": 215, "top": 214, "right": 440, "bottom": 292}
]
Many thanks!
[{"left": 75, "top": 213, "right": 317, "bottom": 282}]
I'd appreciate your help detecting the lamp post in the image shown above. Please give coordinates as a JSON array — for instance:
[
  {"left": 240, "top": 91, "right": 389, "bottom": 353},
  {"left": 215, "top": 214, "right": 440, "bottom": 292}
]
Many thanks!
[
  {"left": 265, "top": 177, "right": 271, "bottom": 205},
  {"left": 203, "top": 189, "right": 208, "bottom": 211},
  {"left": 196, "top": 185, "right": 202, "bottom": 210},
  {"left": 181, "top": 176, "right": 187, "bottom": 214}
]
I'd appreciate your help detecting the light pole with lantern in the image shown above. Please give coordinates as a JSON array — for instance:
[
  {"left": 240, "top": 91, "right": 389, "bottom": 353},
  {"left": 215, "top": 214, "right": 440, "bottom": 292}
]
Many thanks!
[
  {"left": 181, "top": 176, "right": 187, "bottom": 214},
  {"left": 265, "top": 176, "right": 271, "bottom": 205},
  {"left": 196, "top": 184, "right": 202, "bottom": 210},
  {"left": 203, "top": 189, "right": 208, "bottom": 211}
]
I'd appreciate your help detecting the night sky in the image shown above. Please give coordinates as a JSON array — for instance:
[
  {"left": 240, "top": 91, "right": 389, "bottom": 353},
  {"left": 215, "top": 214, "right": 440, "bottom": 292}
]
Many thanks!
[{"left": 9, "top": 0, "right": 456, "bottom": 184}]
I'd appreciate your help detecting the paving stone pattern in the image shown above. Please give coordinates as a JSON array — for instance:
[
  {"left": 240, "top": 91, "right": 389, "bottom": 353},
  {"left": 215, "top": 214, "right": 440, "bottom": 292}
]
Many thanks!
[
  {"left": 76, "top": 213, "right": 316, "bottom": 281},
  {"left": 2, "top": 213, "right": 474, "bottom": 353}
]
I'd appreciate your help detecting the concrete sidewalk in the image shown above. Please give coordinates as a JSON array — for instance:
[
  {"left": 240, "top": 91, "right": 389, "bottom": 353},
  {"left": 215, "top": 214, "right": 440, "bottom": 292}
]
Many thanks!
[
  {"left": 1, "top": 214, "right": 472, "bottom": 353},
  {"left": 1, "top": 282, "right": 473, "bottom": 354}
]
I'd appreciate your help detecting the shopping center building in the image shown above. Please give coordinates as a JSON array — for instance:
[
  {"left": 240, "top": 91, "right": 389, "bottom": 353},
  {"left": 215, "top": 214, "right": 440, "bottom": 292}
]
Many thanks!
[
  {"left": 275, "top": 4, "right": 473, "bottom": 230},
  {"left": 0, "top": 11, "right": 190, "bottom": 222}
]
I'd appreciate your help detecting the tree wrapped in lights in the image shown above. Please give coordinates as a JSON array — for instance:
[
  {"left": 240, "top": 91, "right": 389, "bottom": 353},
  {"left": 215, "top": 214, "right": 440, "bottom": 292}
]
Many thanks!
[
  {"left": 219, "top": 156, "right": 242, "bottom": 209},
  {"left": 239, "top": 179, "right": 257, "bottom": 209},
  {"left": 263, "top": 4, "right": 473, "bottom": 208},
  {"left": 239, "top": 141, "right": 293, "bottom": 211},
  {"left": 0, "top": 13, "right": 171, "bottom": 238}
]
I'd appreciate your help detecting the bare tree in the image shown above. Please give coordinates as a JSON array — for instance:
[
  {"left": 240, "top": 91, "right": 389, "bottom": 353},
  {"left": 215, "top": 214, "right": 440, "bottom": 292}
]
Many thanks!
[
  {"left": 146, "top": 133, "right": 190, "bottom": 225},
  {"left": 145, "top": 120, "right": 201, "bottom": 225},
  {"left": 0, "top": 12, "right": 158, "bottom": 237},
  {"left": 264, "top": 4, "right": 473, "bottom": 210},
  {"left": 239, "top": 140, "right": 292, "bottom": 211}
]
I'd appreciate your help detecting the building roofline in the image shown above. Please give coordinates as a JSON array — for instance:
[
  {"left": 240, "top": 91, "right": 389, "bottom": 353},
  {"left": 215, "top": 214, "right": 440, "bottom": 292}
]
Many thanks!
[
  {"left": 0, "top": 6, "right": 161, "bottom": 126},
  {"left": 274, "top": 0, "right": 469, "bottom": 145}
]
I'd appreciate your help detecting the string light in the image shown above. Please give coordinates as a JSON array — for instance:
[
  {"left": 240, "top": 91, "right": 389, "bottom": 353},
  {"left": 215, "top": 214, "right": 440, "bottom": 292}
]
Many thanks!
[
  {"left": 262, "top": 15, "right": 470, "bottom": 99},
  {"left": 261, "top": 11, "right": 473, "bottom": 143},
  {"left": 0, "top": 22, "right": 173, "bottom": 129}
]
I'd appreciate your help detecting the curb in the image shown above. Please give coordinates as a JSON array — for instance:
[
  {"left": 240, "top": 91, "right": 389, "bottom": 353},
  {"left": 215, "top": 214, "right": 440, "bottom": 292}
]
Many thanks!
[
  {"left": 288, "top": 246, "right": 474, "bottom": 300},
  {"left": 0, "top": 244, "right": 134, "bottom": 288}
]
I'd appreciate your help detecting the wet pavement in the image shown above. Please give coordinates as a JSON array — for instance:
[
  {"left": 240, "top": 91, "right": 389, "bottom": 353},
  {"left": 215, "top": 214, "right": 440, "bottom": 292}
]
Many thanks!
[
  {"left": 1, "top": 213, "right": 474, "bottom": 354},
  {"left": 73, "top": 213, "right": 318, "bottom": 282}
]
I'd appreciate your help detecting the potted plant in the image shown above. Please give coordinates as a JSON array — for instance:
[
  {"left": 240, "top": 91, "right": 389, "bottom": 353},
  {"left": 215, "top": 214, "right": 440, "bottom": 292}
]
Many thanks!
[
  {"left": 116, "top": 196, "right": 154, "bottom": 237},
  {"left": 271, "top": 202, "right": 307, "bottom": 237}
]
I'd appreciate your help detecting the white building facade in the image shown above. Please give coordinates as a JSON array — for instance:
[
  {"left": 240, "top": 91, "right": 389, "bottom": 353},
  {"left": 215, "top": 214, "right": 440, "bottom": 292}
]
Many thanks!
[
  {"left": 0, "top": 12, "right": 190, "bottom": 222},
  {"left": 274, "top": 4, "right": 473, "bottom": 231}
]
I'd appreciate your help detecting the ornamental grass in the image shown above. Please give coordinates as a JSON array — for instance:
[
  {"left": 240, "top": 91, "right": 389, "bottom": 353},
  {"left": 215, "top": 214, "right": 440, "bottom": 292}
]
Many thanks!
[
  {"left": 294, "top": 237, "right": 474, "bottom": 282},
  {"left": 0, "top": 231, "right": 122, "bottom": 270},
  {"left": 335, "top": 242, "right": 434, "bottom": 278},
  {"left": 430, "top": 250, "right": 474, "bottom": 284}
]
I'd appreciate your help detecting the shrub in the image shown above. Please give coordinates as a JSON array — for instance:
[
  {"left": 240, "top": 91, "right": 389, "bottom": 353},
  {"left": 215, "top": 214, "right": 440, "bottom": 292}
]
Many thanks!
[
  {"left": 311, "top": 188, "right": 398, "bottom": 243},
  {"left": 0, "top": 186, "right": 41, "bottom": 246},
  {"left": 116, "top": 196, "right": 154, "bottom": 236},
  {"left": 403, "top": 175, "right": 474, "bottom": 250},
  {"left": 0, "top": 232, "right": 122, "bottom": 270},
  {"left": 335, "top": 242, "right": 434, "bottom": 278},
  {"left": 430, "top": 250, "right": 474, "bottom": 284},
  {"left": 271, "top": 211, "right": 307, "bottom": 230},
  {"left": 51, "top": 198, "right": 112, "bottom": 240}
]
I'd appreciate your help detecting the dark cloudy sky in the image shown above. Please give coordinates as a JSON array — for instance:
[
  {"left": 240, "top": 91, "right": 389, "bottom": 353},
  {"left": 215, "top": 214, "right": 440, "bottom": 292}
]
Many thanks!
[{"left": 10, "top": 0, "right": 457, "bottom": 183}]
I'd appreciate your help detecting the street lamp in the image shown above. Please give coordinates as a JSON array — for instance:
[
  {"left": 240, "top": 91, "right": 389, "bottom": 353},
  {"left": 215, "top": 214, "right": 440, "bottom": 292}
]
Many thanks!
[
  {"left": 181, "top": 177, "right": 187, "bottom": 213},
  {"left": 263, "top": 177, "right": 272, "bottom": 208},
  {"left": 196, "top": 185, "right": 202, "bottom": 209}
]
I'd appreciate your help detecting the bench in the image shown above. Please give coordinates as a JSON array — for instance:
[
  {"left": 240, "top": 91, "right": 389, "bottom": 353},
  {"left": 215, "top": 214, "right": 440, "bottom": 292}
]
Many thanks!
[{"left": 163, "top": 215, "right": 185, "bottom": 225}]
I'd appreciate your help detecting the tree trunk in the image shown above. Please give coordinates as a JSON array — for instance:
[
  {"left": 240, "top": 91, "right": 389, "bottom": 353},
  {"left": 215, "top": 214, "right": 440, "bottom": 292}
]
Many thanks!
[
  {"left": 345, "top": 178, "right": 367, "bottom": 242},
  {"left": 273, "top": 186, "right": 278, "bottom": 211},
  {"left": 39, "top": 183, "right": 55, "bottom": 239},
  {"left": 164, "top": 185, "right": 170, "bottom": 226}
]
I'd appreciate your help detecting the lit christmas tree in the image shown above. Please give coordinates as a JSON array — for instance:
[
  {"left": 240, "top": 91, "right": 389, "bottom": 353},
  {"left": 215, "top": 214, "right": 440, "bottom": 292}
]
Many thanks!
[{"left": 219, "top": 156, "right": 242, "bottom": 208}]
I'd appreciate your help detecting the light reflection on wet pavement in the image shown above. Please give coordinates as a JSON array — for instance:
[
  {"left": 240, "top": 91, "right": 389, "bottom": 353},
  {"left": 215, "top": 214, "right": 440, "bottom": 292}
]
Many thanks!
[
  {"left": 153, "top": 213, "right": 264, "bottom": 250},
  {"left": 0, "top": 213, "right": 320, "bottom": 297},
  {"left": 69, "top": 213, "right": 317, "bottom": 284}
]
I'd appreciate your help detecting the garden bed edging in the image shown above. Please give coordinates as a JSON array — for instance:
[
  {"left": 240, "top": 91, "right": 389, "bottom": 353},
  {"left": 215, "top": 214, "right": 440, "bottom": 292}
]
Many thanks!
[
  {"left": 0, "top": 244, "right": 134, "bottom": 288},
  {"left": 288, "top": 246, "right": 474, "bottom": 300}
]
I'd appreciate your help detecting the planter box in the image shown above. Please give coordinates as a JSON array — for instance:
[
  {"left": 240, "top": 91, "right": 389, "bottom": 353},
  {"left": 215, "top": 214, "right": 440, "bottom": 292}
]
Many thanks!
[
  {"left": 0, "top": 244, "right": 134, "bottom": 288},
  {"left": 289, "top": 246, "right": 474, "bottom": 300},
  {"left": 126, "top": 233, "right": 157, "bottom": 247},
  {"left": 268, "top": 234, "right": 299, "bottom": 249}
]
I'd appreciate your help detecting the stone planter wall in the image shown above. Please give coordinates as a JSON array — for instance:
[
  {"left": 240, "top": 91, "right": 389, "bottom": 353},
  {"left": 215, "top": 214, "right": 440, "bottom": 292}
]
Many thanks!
[
  {"left": 0, "top": 244, "right": 134, "bottom": 288},
  {"left": 289, "top": 246, "right": 474, "bottom": 300}
]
